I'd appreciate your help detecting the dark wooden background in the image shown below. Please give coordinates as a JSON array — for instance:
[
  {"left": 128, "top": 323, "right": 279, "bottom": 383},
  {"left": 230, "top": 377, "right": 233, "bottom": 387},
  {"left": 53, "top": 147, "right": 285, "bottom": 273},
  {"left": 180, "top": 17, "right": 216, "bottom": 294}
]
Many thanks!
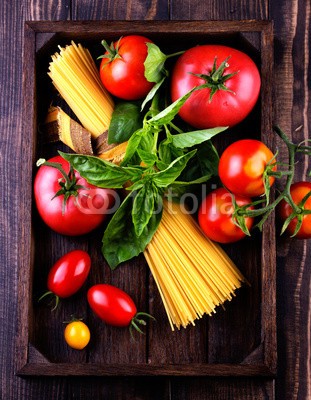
[{"left": 0, "top": 0, "right": 310, "bottom": 399}]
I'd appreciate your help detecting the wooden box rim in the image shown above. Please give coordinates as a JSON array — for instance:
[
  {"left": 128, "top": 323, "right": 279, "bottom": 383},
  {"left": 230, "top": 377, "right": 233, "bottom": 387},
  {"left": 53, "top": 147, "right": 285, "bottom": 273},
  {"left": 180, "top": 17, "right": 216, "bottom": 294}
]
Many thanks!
[{"left": 17, "top": 20, "right": 275, "bottom": 377}]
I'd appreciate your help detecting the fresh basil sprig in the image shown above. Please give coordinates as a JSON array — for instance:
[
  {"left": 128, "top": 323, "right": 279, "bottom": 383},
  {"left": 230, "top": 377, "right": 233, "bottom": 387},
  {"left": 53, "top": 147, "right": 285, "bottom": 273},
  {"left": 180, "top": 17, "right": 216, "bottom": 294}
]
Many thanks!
[
  {"left": 102, "top": 191, "right": 163, "bottom": 269},
  {"left": 60, "top": 153, "right": 143, "bottom": 188},
  {"left": 108, "top": 101, "right": 143, "bottom": 144}
]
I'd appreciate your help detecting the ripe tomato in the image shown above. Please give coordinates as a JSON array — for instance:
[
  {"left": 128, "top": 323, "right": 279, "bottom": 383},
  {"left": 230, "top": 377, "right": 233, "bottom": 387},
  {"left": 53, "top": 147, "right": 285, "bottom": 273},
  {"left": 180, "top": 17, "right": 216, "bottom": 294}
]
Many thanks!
[
  {"left": 34, "top": 155, "right": 115, "bottom": 236},
  {"left": 99, "top": 35, "right": 154, "bottom": 100},
  {"left": 218, "top": 139, "right": 276, "bottom": 197},
  {"left": 278, "top": 182, "right": 311, "bottom": 239},
  {"left": 47, "top": 250, "right": 91, "bottom": 298},
  {"left": 87, "top": 284, "right": 154, "bottom": 335},
  {"left": 198, "top": 188, "right": 254, "bottom": 243},
  {"left": 88, "top": 284, "right": 137, "bottom": 327},
  {"left": 171, "top": 45, "right": 261, "bottom": 128},
  {"left": 64, "top": 320, "right": 90, "bottom": 350}
]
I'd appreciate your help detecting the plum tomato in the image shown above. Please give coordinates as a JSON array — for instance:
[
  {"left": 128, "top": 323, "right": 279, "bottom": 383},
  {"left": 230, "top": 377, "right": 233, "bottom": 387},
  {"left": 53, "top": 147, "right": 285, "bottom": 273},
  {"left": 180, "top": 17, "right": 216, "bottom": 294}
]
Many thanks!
[{"left": 87, "top": 284, "right": 155, "bottom": 336}]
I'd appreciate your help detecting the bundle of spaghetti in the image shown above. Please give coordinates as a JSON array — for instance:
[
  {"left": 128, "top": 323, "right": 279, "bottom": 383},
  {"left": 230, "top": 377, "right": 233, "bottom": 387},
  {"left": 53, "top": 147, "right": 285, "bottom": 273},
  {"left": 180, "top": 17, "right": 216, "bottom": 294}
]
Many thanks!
[
  {"left": 48, "top": 41, "right": 114, "bottom": 139},
  {"left": 144, "top": 200, "right": 246, "bottom": 330}
]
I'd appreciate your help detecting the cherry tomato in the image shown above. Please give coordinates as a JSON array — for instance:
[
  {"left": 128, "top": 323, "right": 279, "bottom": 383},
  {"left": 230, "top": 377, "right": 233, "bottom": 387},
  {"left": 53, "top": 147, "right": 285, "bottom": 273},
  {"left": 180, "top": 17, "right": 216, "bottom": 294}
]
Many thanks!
[
  {"left": 278, "top": 181, "right": 311, "bottom": 239},
  {"left": 88, "top": 284, "right": 137, "bottom": 327},
  {"left": 99, "top": 35, "right": 154, "bottom": 100},
  {"left": 198, "top": 188, "right": 254, "bottom": 243},
  {"left": 171, "top": 45, "right": 261, "bottom": 128},
  {"left": 64, "top": 321, "right": 90, "bottom": 350},
  {"left": 218, "top": 139, "right": 276, "bottom": 197},
  {"left": 46, "top": 250, "right": 91, "bottom": 298},
  {"left": 87, "top": 284, "right": 154, "bottom": 336},
  {"left": 34, "top": 155, "right": 115, "bottom": 236}
]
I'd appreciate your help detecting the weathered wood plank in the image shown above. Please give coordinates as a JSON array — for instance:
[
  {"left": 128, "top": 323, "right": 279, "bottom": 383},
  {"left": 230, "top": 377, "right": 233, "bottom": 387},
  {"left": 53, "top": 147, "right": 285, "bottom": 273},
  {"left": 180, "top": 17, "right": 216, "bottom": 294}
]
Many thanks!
[{"left": 270, "top": 0, "right": 311, "bottom": 399}]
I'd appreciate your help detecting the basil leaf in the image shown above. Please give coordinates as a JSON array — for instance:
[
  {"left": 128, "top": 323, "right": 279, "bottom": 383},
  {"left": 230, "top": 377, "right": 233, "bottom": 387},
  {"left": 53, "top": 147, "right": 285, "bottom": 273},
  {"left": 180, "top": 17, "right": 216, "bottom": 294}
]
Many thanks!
[
  {"left": 177, "top": 141, "right": 219, "bottom": 183},
  {"left": 158, "top": 139, "right": 185, "bottom": 170},
  {"left": 148, "top": 84, "right": 208, "bottom": 126},
  {"left": 108, "top": 101, "right": 143, "bottom": 144},
  {"left": 102, "top": 192, "right": 162, "bottom": 269},
  {"left": 137, "top": 149, "right": 158, "bottom": 167},
  {"left": 132, "top": 183, "right": 155, "bottom": 236},
  {"left": 141, "top": 77, "right": 166, "bottom": 111},
  {"left": 60, "top": 152, "right": 141, "bottom": 188},
  {"left": 144, "top": 43, "right": 167, "bottom": 83},
  {"left": 152, "top": 150, "right": 196, "bottom": 187},
  {"left": 121, "top": 128, "right": 144, "bottom": 166},
  {"left": 171, "top": 126, "right": 228, "bottom": 149}
]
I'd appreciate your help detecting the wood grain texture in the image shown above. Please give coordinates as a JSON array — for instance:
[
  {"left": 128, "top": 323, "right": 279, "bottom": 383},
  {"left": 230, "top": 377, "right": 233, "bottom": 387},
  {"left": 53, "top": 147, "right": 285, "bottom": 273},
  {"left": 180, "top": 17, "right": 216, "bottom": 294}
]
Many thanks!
[
  {"left": 270, "top": 0, "right": 311, "bottom": 399},
  {"left": 0, "top": 0, "right": 310, "bottom": 399}
]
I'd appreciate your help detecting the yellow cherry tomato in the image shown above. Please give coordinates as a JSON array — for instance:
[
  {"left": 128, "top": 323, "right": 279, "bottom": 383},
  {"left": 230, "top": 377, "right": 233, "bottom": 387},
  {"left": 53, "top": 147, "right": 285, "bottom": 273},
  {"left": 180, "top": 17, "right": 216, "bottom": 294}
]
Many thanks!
[{"left": 64, "top": 321, "right": 90, "bottom": 350}]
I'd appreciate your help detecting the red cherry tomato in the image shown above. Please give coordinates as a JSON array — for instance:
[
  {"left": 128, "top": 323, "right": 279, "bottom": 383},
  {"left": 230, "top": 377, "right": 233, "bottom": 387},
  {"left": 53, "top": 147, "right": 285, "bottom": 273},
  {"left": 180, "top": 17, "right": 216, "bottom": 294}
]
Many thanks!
[
  {"left": 99, "top": 35, "right": 154, "bottom": 100},
  {"left": 198, "top": 188, "right": 254, "bottom": 243},
  {"left": 47, "top": 250, "right": 91, "bottom": 298},
  {"left": 218, "top": 139, "right": 276, "bottom": 197},
  {"left": 88, "top": 284, "right": 137, "bottom": 327},
  {"left": 171, "top": 45, "right": 261, "bottom": 128},
  {"left": 34, "top": 155, "right": 115, "bottom": 236},
  {"left": 278, "top": 181, "right": 311, "bottom": 239}
]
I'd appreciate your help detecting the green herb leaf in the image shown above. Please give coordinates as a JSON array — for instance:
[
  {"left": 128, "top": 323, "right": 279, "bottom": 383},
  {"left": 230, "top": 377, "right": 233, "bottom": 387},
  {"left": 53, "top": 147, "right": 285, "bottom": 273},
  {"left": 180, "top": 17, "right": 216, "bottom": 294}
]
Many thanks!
[
  {"left": 141, "top": 77, "right": 166, "bottom": 111},
  {"left": 132, "top": 183, "right": 155, "bottom": 236},
  {"left": 137, "top": 149, "right": 158, "bottom": 167},
  {"left": 149, "top": 84, "right": 207, "bottom": 126},
  {"left": 144, "top": 43, "right": 168, "bottom": 83},
  {"left": 171, "top": 126, "right": 227, "bottom": 149},
  {"left": 102, "top": 192, "right": 162, "bottom": 269},
  {"left": 108, "top": 101, "right": 143, "bottom": 144},
  {"left": 152, "top": 150, "right": 196, "bottom": 187},
  {"left": 121, "top": 128, "right": 145, "bottom": 166},
  {"left": 177, "top": 141, "right": 219, "bottom": 183},
  {"left": 60, "top": 152, "right": 141, "bottom": 188}
]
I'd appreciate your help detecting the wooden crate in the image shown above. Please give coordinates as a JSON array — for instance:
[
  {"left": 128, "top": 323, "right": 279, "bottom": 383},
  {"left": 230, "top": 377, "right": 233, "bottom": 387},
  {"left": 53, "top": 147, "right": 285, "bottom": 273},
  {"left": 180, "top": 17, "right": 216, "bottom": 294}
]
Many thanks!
[{"left": 17, "top": 20, "right": 275, "bottom": 377}]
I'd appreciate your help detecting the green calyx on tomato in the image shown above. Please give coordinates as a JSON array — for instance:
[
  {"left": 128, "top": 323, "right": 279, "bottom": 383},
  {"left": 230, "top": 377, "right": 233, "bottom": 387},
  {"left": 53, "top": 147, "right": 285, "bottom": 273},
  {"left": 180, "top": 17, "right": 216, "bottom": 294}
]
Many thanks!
[
  {"left": 190, "top": 56, "right": 239, "bottom": 101},
  {"left": 36, "top": 158, "right": 86, "bottom": 214},
  {"left": 98, "top": 38, "right": 123, "bottom": 63}
]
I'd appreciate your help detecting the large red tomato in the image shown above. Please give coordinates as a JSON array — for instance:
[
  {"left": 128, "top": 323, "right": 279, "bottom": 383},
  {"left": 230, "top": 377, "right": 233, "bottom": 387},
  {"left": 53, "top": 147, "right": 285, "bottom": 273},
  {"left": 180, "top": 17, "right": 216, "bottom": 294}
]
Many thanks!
[
  {"left": 278, "top": 182, "right": 311, "bottom": 239},
  {"left": 218, "top": 139, "right": 276, "bottom": 197},
  {"left": 171, "top": 45, "right": 261, "bottom": 128},
  {"left": 198, "top": 187, "right": 254, "bottom": 243},
  {"left": 99, "top": 35, "right": 155, "bottom": 100},
  {"left": 34, "top": 155, "right": 115, "bottom": 236}
]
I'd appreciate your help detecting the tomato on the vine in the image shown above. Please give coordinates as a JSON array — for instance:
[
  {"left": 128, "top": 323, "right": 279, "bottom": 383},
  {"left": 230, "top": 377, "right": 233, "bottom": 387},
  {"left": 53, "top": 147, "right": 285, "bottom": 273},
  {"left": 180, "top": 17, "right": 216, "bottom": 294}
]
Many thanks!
[
  {"left": 218, "top": 139, "right": 276, "bottom": 198},
  {"left": 171, "top": 45, "right": 261, "bottom": 129},
  {"left": 278, "top": 181, "right": 311, "bottom": 239},
  {"left": 87, "top": 284, "right": 154, "bottom": 336},
  {"left": 198, "top": 188, "right": 254, "bottom": 243},
  {"left": 64, "top": 320, "right": 90, "bottom": 350},
  {"left": 99, "top": 35, "right": 155, "bottom": 100},
  {"left": 34, "top": 155, "right": 115, "bottom": 236}
]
